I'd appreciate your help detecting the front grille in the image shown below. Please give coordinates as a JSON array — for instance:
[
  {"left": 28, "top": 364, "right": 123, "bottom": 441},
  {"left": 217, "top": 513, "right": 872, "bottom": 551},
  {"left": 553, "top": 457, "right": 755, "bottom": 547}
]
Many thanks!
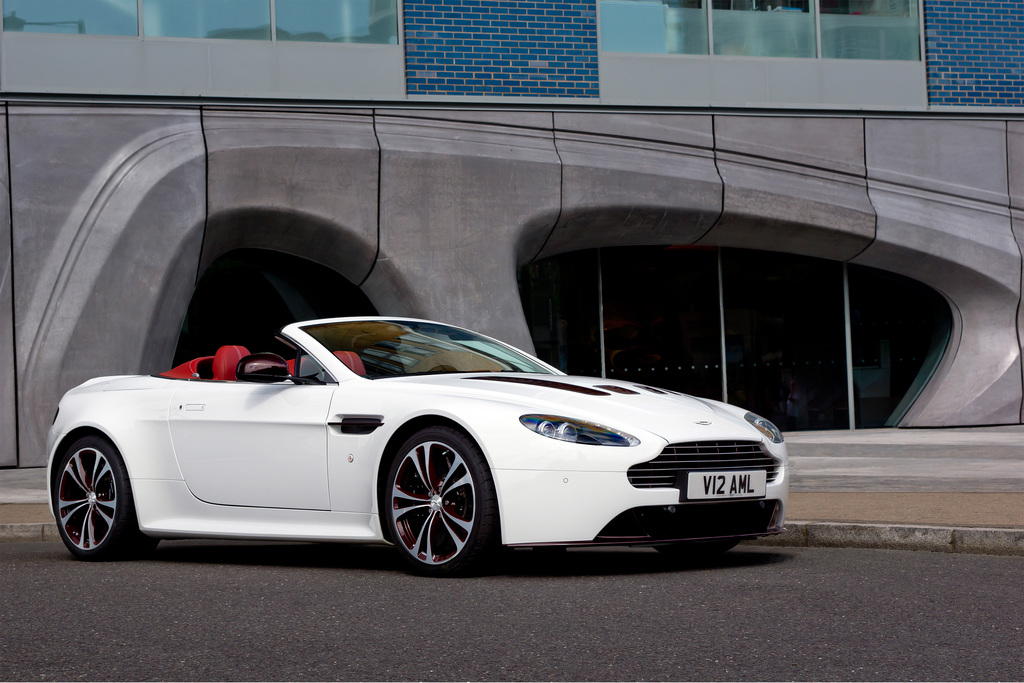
[{"left": 627, "top": 440, "right": 780, "bottom": 489}]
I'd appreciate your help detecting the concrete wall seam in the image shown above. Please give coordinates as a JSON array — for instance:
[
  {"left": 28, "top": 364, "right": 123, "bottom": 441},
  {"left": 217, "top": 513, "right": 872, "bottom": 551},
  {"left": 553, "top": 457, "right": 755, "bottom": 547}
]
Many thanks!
[
  {"left": 541, "top": 113, "right": 719, "bottom": 259},
  {"left": 698, "top": 116, "right": 875, "bottom": 262},
  {"left": 1007, "top": 121, "right": 1024, "bottom": 422},
  {"left": 199, "top": 109, "right": 380, "bottom": 287},
  {"left": 528, "top": 115, "right": 566, "bottom": 265},
  {"left": 1, "top": 104, "right": 15, "bottom": 466},
  {"left": 360, "top": 113, "right": 385, "bottom": 290}
]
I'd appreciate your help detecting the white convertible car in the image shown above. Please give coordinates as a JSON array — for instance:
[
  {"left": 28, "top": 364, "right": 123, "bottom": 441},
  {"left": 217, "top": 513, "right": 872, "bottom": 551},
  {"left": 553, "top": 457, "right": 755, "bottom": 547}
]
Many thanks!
[{"left": 47, "top": 317, "right": 788, "bottom": 575}]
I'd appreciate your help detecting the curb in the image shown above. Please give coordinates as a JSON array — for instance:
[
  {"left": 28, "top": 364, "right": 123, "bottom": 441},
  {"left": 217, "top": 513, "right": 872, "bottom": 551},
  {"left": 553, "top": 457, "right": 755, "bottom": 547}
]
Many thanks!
[
  {"left": 2, "top": 520, "right": 1022, "bottom": 556},
  {"left": 0, "top": 522, "right": 61, "bottom": 544},
  {"left": 744, "top": 521, "right": 1024, "bottom": 556}
]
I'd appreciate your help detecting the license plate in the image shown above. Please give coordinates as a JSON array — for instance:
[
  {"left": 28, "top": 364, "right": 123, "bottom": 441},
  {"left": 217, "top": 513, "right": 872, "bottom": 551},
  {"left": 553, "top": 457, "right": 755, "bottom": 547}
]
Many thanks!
[{"left": 685, "top": 470, "right": 767, "bottom": 501}]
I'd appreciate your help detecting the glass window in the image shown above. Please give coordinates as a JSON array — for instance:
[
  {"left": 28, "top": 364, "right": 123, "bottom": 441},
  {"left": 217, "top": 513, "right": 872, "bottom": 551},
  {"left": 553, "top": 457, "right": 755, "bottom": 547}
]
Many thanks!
[
  {"left": 600, "top": 0, "right": 708, "bottom": 55},
  {"left": 276, "top": 0, "right": 398, "bottom": 44},
  {"left": 848, "top": 265, "right": 950, "bottom": 427},
  {"left": 3, "top": 0, "right": 137, "bottom": 36},
  {"left": 711, "top": 0, "right": 816, "bottom": 58},
  {"left": 721, "top": 249, "right": 848, "bottom": 430},
  {"left": 518, "top": 246, "right": 951, "bottom": 431},
  {"left": 519, "top": 251, "right": 602, "bottom": 376},
  {"left": 601, "top": 246, "right": 724, "bottom": 400},
  {"left": 820, "top": 0, "right": 920, "bottom": 60},
  {"left": 142, "top": 0, "right": 270, "bottom": 40}
]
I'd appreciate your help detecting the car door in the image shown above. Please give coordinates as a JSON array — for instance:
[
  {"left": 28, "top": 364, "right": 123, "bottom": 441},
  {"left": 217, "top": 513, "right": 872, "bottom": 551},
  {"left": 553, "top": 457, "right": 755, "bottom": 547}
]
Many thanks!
[{"left": 168, "top": 381, "right": 334, "bottom": 510}]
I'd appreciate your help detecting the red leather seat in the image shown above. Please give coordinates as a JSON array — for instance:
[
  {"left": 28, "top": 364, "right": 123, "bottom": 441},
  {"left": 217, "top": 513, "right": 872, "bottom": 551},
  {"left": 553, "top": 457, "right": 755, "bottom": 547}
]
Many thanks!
[
  {"left": 212, "top": 345, "right": 250, "bottom": 381},
  {"left": 161, "top": 356, "right": 213, "bottom": 379},
  {"left": 334, "top": 351, "right": 366, "bottom": 376}
]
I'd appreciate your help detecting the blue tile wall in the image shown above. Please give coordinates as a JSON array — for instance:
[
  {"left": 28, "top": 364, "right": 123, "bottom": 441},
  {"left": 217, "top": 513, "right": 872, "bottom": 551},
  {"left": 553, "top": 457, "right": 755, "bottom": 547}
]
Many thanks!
[
  {"left": 925, "top": 0, "right": 1023, "bottom": 107},
  {"left": 404, "top": 0, "right": 599, "bottom": 97}
]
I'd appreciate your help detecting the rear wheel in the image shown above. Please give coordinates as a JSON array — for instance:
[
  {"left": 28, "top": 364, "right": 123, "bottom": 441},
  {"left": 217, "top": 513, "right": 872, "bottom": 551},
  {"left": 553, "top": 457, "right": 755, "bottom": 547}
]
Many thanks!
[
  {"left": 53, "top": 435, "right": 157, "bottom": 560},
  {"left": 385, "top": 427, "right": 498, "bottom": 576}
]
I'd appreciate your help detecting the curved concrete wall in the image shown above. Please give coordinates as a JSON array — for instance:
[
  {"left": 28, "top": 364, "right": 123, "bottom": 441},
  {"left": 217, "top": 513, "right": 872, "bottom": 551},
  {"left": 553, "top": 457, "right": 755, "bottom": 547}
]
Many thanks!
[
  {"left": 2, "top": 105, "right": 1021, "bottom": 465},
  {"left": 9, "top": 107, "right": 207, "bottom": 466}
]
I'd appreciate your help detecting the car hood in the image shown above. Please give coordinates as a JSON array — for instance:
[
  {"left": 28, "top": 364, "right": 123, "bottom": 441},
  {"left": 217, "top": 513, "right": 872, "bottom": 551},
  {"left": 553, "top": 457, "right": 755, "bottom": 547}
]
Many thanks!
[{"left": 375, "top": 373, "right": 764, "bottom": 444}]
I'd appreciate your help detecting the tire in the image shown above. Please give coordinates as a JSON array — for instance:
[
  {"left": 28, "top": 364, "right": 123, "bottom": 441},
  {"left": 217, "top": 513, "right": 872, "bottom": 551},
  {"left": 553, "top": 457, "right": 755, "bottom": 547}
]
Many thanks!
[
  {"left": 385, "top": 426, "right": 498, "bottom": 576},
  {"left": 53, "top": 435, "right": 158, "bottom": 561},
  {"left": 655, "top": 538, "right": 739, "bottom": 560}
]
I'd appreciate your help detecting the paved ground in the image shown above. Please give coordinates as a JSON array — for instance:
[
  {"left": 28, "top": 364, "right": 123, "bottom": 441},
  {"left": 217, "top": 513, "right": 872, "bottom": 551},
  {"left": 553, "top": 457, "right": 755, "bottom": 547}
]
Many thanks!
[
  {"left": 3, "top": 426, "right": 1023, "bottom": 552},
  {"left": 1, "top": 542, "right": 1021, "bottom": 681}
]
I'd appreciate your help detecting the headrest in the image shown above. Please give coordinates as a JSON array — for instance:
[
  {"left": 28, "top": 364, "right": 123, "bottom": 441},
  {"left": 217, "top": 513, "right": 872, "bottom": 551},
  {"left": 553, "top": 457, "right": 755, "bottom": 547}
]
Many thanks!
[
  {"left": 334, "top": 350, "right": 366, "bottom": 376},
  {"left": 213, "top": 345, "right": 250, "bottom": 381}
]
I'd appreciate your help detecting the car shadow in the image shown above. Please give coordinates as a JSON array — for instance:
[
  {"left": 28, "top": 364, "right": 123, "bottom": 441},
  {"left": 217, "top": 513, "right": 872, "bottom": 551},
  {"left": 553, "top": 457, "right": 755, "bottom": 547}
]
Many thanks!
[{"left": 146, "top": 539, "right": 795, "bottom": 577}]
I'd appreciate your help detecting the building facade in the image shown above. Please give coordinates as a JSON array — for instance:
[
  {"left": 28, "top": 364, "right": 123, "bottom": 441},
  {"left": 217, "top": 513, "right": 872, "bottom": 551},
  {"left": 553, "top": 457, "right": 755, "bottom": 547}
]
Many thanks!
[{"left": 0, "top": 0, "right": 1021, "bottom": 466}]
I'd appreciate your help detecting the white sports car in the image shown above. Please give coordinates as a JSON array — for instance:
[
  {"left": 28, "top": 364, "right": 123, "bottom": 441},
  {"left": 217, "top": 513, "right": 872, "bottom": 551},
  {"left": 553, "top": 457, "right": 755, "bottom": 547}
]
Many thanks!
[{"left": 47, "top": 317, "right": 788, "bottom": 575}]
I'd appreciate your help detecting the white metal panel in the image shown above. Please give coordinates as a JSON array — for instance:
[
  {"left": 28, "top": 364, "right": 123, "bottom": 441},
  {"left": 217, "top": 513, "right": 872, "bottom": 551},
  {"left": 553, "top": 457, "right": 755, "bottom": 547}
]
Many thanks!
[
  {"left": 1, "top": 32, "right": 405, "bottom": 99},
  {"left": 168, "top": 382, "right": 333, "bottom": 510},
  {"left": 599, "top": 52, "right": 926, "bottom": 109}
]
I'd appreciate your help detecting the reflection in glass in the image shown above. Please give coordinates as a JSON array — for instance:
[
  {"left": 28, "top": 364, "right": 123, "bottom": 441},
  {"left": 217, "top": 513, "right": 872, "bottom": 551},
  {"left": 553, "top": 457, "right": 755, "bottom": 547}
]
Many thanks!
[
  {"left": 722, "top": 249, "right": 848, "bottom": 430},
  {"left": 600, "top": 0, "right": 707, "bottom": 55},
  {"left": 276, "top": 0, "right": 398, "bottom": 44},
  {"left": 820, "top": 0, "right": 919, "bottom": 60},
  {"left": 142, "top": 0, "right": 270, "bottom": 40},
  {"left": 711, "top": 0, "right": 815, "bottom": 58},
  {"left": 519, "top": 251, "right": 602, "bottom": 377},
  {"left": 601, "top": 246, "right": 723, "bottom": 400},
  {"left": 848, "top": 265, "right": 950, "bottom": 427},
  {"left": 518, "top": 246, "right": 951, "bottom": 431},
  {"left": 3, "top": 0, "right": 137, "bottom": 36}
]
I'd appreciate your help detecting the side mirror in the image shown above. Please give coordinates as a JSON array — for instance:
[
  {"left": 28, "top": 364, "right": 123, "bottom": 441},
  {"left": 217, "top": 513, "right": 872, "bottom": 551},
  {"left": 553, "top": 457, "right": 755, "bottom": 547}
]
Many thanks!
[{"left": 236, "top": 353, "right": 290, "bottom": 383}]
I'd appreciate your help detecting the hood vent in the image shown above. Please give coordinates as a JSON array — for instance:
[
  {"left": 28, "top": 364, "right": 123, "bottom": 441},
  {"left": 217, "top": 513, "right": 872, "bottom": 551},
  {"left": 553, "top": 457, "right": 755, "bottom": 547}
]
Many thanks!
[
  {"left": 465, "top": 376, "right": 610, "bottom": 396},
  {"left": 595, "top": 385, "right": 640, "bottom": 395}
]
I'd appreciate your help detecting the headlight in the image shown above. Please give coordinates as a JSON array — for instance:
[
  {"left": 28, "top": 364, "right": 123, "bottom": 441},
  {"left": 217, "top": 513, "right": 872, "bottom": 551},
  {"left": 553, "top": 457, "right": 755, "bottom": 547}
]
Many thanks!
[
  {"left": 520, "top": 415, "right": 640, "bottom": 447},
  {"left": 745, "top": 412, "right": 784, "bottom": 444}
]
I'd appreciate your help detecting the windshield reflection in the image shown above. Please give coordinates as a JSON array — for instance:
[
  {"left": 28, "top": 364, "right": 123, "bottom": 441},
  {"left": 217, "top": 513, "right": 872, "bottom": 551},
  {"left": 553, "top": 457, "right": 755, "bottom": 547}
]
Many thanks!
[{"left": 301, "top": 320, "right": 554, "bottom": 378}]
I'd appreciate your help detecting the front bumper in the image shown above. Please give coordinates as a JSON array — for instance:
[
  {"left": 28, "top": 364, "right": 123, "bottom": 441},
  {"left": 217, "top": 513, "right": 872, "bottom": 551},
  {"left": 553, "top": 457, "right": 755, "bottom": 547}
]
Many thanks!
[{"left": 492, "top": 463, "right": 789, "bottom": 545}]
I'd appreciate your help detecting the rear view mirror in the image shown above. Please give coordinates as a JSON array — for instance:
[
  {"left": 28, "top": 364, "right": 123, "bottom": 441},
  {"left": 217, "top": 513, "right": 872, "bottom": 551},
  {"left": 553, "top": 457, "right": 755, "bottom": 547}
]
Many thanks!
[{"left": 236, "top": 353, "right": 290, "bottom": 383}]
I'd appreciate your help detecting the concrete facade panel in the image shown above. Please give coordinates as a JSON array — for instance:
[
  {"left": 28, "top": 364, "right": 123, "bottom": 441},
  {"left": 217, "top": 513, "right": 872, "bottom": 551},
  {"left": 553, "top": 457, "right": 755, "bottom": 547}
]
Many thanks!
[
  {"left": 1015, "top": 209, "right": 1024, "bottom": 424},
  {"left": 10, "top": 107, "right": 206, "bottom": 466},
  {"left": 1010, "top": 122, "right": 1024, "bottom": 422},
  {"left": 369, "top": 111, "right": 562, "bottom": 352},
  {"left": 858, "top": 120, "right": 1020, "bottom": 427},
  {"left": 541, "top": 113, "right": 719, "bottom": 257},
  {"left": 1009, "top": 122, "right": 1023, "bottom": 213},
  {"left": 0, "top": 110, "right": 15, "bottom": 466},
  {"left": 700, "top": 117, "right": 875, "bottom": 261},
  {"left": 202, "top": 110, "right": 380, "bottom": 285},
  {"left": 866, "top": 119, "right": 1009, "bottom": 207}
]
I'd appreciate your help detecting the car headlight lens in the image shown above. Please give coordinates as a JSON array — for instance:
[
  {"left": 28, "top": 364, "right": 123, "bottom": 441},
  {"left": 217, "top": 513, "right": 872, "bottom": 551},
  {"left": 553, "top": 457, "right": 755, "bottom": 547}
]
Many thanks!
[
  {"left": 745, "top": 412, "right": 784, "bottom": 444},
  {"left": 520, "top": 415, "right": 640, "bottom": 447}
]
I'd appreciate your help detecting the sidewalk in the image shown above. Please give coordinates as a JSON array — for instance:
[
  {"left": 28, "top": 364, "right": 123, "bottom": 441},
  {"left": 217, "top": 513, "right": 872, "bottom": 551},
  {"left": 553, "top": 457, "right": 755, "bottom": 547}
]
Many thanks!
[{"left": 3, "top": 426, "right": 1022, "bottom": 554}]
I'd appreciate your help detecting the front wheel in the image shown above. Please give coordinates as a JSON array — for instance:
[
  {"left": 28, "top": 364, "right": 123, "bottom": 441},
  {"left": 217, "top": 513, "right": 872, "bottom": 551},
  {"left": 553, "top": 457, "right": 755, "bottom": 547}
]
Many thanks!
[
  {"left": 385, "top": 427, "right": 498, "bottom": 576},
  {"left": 53, "top": 435, "right": 157, "bottom": 561}
]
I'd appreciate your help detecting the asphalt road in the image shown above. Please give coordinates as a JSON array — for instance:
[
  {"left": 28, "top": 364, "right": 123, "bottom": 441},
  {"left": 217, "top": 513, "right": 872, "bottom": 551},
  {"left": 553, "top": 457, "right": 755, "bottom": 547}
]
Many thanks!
[{"left": 2, "top": 541, "right": 1021, "bottom": 681}]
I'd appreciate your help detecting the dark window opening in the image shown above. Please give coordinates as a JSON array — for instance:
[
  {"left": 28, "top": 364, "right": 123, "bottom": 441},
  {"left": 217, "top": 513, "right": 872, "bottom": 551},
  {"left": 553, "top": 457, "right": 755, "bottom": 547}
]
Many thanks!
[{"left": 172, "top": 249, "right": 377, "bottom": 366}]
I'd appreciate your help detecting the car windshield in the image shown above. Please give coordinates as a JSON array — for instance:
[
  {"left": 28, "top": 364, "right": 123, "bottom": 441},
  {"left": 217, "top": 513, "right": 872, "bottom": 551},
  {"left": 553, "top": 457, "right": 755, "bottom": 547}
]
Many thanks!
[{"left": 300, "top": 320, "right": 555, "bottom": 378}]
